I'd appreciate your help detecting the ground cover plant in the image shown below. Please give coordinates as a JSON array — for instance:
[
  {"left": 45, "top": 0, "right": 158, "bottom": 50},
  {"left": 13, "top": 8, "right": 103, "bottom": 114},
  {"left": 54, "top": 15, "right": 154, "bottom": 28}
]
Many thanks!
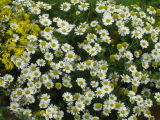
[{"left": 0, "top": 0, "right": 160, "bottom": 120}]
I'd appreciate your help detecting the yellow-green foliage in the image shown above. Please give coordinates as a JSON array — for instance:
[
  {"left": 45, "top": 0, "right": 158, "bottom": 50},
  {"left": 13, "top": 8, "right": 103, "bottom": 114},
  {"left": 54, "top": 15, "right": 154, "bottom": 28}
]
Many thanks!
[{"left": 0, "top": 1, "right": 40, "bottom": 71}]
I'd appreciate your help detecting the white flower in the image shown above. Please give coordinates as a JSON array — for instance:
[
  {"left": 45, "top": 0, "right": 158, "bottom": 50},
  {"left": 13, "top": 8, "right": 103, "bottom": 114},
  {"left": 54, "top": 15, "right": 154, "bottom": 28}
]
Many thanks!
[
  {"left": 151, "top": 49, "right": 160, "bottom": 60},
  {"left": 12, "top": 34, "right": 19, "bottom": 42},
  {"left": 96, "top": 4, "right": 106, "bottom": 13},
  {"left": 24, "top": 88, "right": 33, "bottom": 96},
  {"left": 74, "top": 27, "right": 85, "bottom": 35},
  {"left": 5, "top": 74, "right": 14, "bottom": 83},
  {"left": 75, "top": 101, "right": 85, "bottom": 111},
  {"left": 10, "top": 102, "right": 20, "bottom": 112},
  {"left": 93, "top": 103, "right": 102, "bottom": 111},
  {"left": 10, "top": 23, "right": 18, "bottom": 29},
  {"left": 44, "top": 81, "right": 54, "bottom": 89},
  {"left": 125, "top": 51, "right": 134, "bottom": 61},
  {"left": 61, "top": 43, "right": 73, "bottom": 52},
  {"left": 30, "top": 7, "right": 41, "bottom": 14},
  {"left": 23, "top": 109, "right": 32, "bottom": 116},
  {"left": 40, "top": 18, "right": 52, "bottom": 26},
  {"left": 39, "top": 102, "right": 49, "bottom": 108},
  {"left": 57, "top": 27, "right": 70, "bottom": 35},
  {"left": 36, "top": 59, "right": 46, "bottom": 66},
  {"left": 76, "top": 78, "right": 86, "bottom": 88},
  {"left": 49, "top": 69, "right": 62, "bottom": 79},
  {"left": 60, "top": 2, "right": 71, "bottom": 12},
  {"left": 102, "top": 12, "right": 114, "bottom": 26},
  {"left": 86, "top": 33, "right": 97, "bottom": 43},
  {"left": 90, "top": 20, "right": 98, "bottom": 27},
  {"left": 145, "top": 99, "right": 153, "bottom": 107},
  {"left": 71, "top": 0, "right": 80, "bottom": 4},
  {"left": 44, "top": 52, "right": 54, "bottom": 61},
  {"left": 50, "top": 40, "right": 60, "bottom": 50},
  {"left": 85, "top": 91, "right": 95, "bottom": 100},
  {"left": 0, "top": 77, "right": 6, "bottom": 88},
  {"left": 140, "top": 40, "right": 149, "bottom": 49},
  {"left": 27, "top": 35, "right": 37, "bottom": 42},
  {"left": 147, "top": 6, "right": 156, "bottom": 15},
  {"left": 118, "top": 26, "right": 130, "bottom": 36},
  {"left": 155, "top": 42, "right": 160, "bottom": 52},
  {"left": 91, "top": 81, "right": 99, "bottom": 88},
  {"left": 77, "top": 63, "right": 86, "bottom": 71},
  {"left": 78, "top": 2, "right": 89, "bottom": 11},
  {"left": 63, "top": 63, "right": 73, "bottom": 73},
  {"left": 118, "top": 107, "right": 129, "bottom": 117},
  {"left": 102, "top": 85, "right": 113, "bottom": 94},
  {"left": 40, "top": 94, "right": 51, "bottom": 103},
  {"left": 154, "top": 92, "right": 160, "bottom": 102},
  {"left": 99, "top": 29, "right": 109, "bottom": 39},
  {"left": 62, "top": 92, "right": 73, "bottom": 102},
  {"left": 65, "top": 51, "right": 76, "bottom": 62},
  {"left": 97, "top": 70, "right": 106, "bottom": 80},
  {"left": 121, "top": 74, "right": 131, "bottom": 83},
  {"left": 96, "top": 87, "right": 105, "bottom": 98}
]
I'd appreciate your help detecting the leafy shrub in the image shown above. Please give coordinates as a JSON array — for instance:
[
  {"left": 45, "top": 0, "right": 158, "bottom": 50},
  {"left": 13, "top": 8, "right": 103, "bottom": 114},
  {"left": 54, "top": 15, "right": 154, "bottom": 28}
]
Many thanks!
[{"left": 0, "top": 0, "right": 160, "bottom": 120}]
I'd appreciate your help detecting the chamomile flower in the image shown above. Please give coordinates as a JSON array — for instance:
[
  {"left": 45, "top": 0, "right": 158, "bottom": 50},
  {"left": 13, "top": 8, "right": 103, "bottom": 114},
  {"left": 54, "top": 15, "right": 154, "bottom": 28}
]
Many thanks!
[
  {"left": 63, "top": 92, "right": 73, "bottom": 102},
  {"left": 118, "top": 26, "right": 130, "bottom": 36},
  {"left": 76, "top": 78, "right": 86, "bottom": 88},
  {"left": 102, "top": 13, "right": 114, "bottom": 26},
  {"left": 118, "top": 107, "right": 129, "bottom": 117},
  {"left": 60, "top": 2, "right": 71, "bottom": 12},
  {"left": 44, "top": 52, "right": 54, "bottom": 61},
  {"left": 102, "top": 85, "right": 113, "bottom": 94},
  {"left": 24, "top": 88, "right": 33, "bottom": 96},
  {"left": 96, "top": 87, "right": 105, "bottom": 98},
  {"left": 50, "top": 41, "right": 60, "bottom": 50},
  {"left": 77, "top": 63, "right": 86, "bottom": 71},
  {"left": 40, "top": 18, "right": 52, "bottom": 26},
  {"left": 74, "top": 27, "right": 85, "bottom": 35},
  {"left": 145, "top": 99, "right": 153, "bottom": 107},
  {"left": 75, "top": 101, "right": 85, "bottom": 111},
  {"left": 154, "top": 92, "right": 160, "bottom": 102},
  {"left": 140, "top": 40, "right": 149, "bottom": 49},
  {"left": 155, "top": 42, "right": 160, "bottom": 52},
  {"left": 121, "top": 74, "right": 131, "bottom": 83},
  {"left": 99, "top": 29, "right": 109, "bottom": 38},
  {"left": 91, "top": 81, "right": 99, "bottom": 88},
  {"left": 97, "top": 70, "right": 106, "bottom": 80},
  {"left": 78, "top": 2, "right": 89, "bottom": 11},
  {"left": 63, "top": 63, "right": 73, "bottom": 73},
  {"left": 5, "top": 74, "right": 14, "bottom": 83},
  {"left": 44, "top": 81, "right": 54, "bottom": 89},
  {"left": 30, "top": 7, "right": 41, "bottom": 14},
  {"left": 133, "top": 106, "right": 142, "bottom": 116},
  {"left": 36, "top": 59, "right": 46, "bottom": 66},
  {"left": 40, "top": 94, "right": 51, "bottom": 103},
  {"left": 65, "top": 51, "right": 76, "bottom": 62},
  {"left": 86, "top": 33, "right": 97, "bottom": 42},
  {"left": 39, "top": 102, "right": 48, "bottom": 108},
  {"left": 71, "top": 0, "right": 80, "bottom": 5},
  {"left": 10, "top": 102, "right": 20, "bottom": 112},
  {"left": 147, "top": 6, "right": 156, "bottom": 15},
  {"left": 49, "top": 69, "right": 62, "bottom": 79},
  {"left": 10, "top": 23, "right": 18, "bottom": 30},
  {"left": 23, "top": 109, "right": 32, "bottom": 116},
  {"left": 57, "top": 27, "right": 70, "bottom": 35},
  {"left": 125, "top": 51, "right": 134, "bottom": 61},
  {"left": 141, "top": 88, "right": 151, "bottom": 97},
  {"left": 90, "top": 20, "right": 98, "bottom": 27},
  {"left": 12, "top": 34, "right": 19, "bottom": 42},
  {"left": 0, "top": 78, "right": 6, "bottom": 88},
  {"left": 93, "top": 103, "right": 102, "bottom": 111}
]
